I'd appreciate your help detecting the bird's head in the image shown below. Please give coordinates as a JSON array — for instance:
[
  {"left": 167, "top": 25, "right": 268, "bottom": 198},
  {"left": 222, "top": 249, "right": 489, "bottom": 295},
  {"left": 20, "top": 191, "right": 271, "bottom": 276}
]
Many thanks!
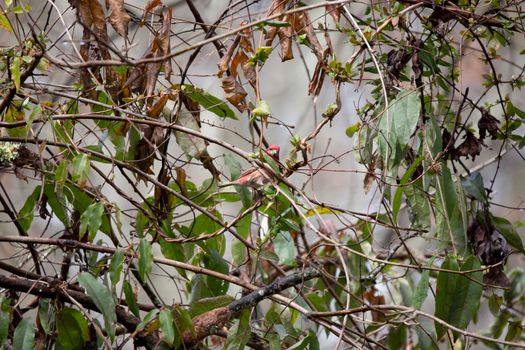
[{"left": 266, "top": 144, "right": 280, "bottom": 160}]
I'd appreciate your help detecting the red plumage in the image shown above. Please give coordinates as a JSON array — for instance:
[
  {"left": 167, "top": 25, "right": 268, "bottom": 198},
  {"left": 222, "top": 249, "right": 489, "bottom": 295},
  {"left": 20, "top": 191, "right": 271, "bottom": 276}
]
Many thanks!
[{"left": 220, "top": 144, "right": 280, "bottom": 188}]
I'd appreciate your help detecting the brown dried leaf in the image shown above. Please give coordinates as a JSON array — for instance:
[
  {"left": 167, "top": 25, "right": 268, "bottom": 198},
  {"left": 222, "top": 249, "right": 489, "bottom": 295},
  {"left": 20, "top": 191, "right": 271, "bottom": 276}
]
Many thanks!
[
  {"left": 217, "top": 38, "right": 239, "bottom": 78},
  {"left": 175, "top": 167, "right": 188, "bottom": 197},
  {"left": 142, "top": 120, "right": 165, "bottom": 147},
  {"left": 221, "top": 75, "right": 247, "bottom": 112},
  {"left": 292, "top": 11, "right": 323, "bottom": 59},
  {"left": 229, "top": 50, "right": 256, "bottom": 88},
  {"left": 71, "top": 0, "right": 118, "bottom": 98},
  {"left": 159, "top": 6, "right": 172, "bottom": 80},
  {"left": 264, "top": 0, "right": 288, "bottom": 45},
  {"left": 455, "top": 131, "right": 481, "bottom": 160},
  {"left": 484, "top": 267, "right": 510, "bottom": 288},
  {"left": 78, "top": 0, "right": 107, "bottom": 42},
  {"left": 277, "top": 17, "right": 293, "bottom": 61},
  {"left": 326, "top": 4, "right": 341, "bottom": 23},
  {"left": 240, "top": 56, "right": 256, "bottom": 88},
  {"left": 363, "top": 158, "right": 376, "bottom": 194},
  {"left": 141, "top": 0, "right": 162, "bottom": 24},
  {"left": 238, "top": 21, "right": 254, "bottom": 54},
  {"left": 478, "top": 108, "right": 499, "bottom": 141},
  {"left": 134, "top": 137, "right": 155, "bottom": 179},
  {"left": 126, "top": 6, "right": 172, "bottom": 97},
  {"left": 106, "top": 0, "right": 130, "bottom": 37},
  {"left": 147, "top": 94, "right": 169, "bottom": 119},
  {"left": 308, "top": 52, "right": 328, "bottom": 96},
  {"left": 468, "top": 219, "right": 510, "bottom": 266}
]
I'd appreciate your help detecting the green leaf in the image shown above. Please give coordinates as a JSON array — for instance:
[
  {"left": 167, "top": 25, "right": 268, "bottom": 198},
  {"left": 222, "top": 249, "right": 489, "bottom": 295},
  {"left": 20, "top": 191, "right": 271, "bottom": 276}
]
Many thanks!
[
  {"left": 189, "top": 295, "right": 235, "bottom": 317},
  {"left": 202, "top": 249, "right": 230, "bottom": 296},
  {"left": 79, "top": 202, "right": 104, "bottom": 241},
  {"left": 5, "top": 104, "right": 27, "bottom": 137},
  {"left": 138, "top": 238, "right": 153, "bottom": 282},
  {"left": 78, "top": 272, "right": 116, "bottom": 342},
  {"left": 387, "top": 325, "right": 407, "bottom": 350},
  {"left": 252, "top": 100, "right": 271, "bottom": 118},
  {"left": 263, "top": 20, "right": 290, "bottom": 27},
  {"left": 159, "top": 309, "right": 175, "bottom": 346},
  {"left": 0, "top": 298, "right": 11, "bottom": 347},
  {"left": 109, "top": 249, "right": 125, "bottom": 286},
  {"left": 180, "top": 84, "right": 237, "bottom": 119},
  {"left": 492, "top": 216, "right": 525, "bottom": 253},
  {"left": 43, "top": 184, "right": 69, "bottom": 225},
  {"left": 10, "top": 56, "right": 21, "bottom": 91},
  {"left": 505, "top": 321, "right": 522, "bottom": 341},
  {"left": 56, "top": 308, "right": 89, "bottom": 350},
  {"left": 226, "top": 309, "right": 251, "bottom": 350},
  {"left": 434, "top": 256, "right": 483, "bottom": 340},
  {"left": 273, "top": 231, "right": 298, "bottom": 266},
  {"left": 412, "top": 270, "right": 430, "bottom": 310},
  {"left": 488, "top": 294, "right": 502, "bottom": 316},
  {"left": 18, "top": 185, "right": 41, "bottom": 231},
  {"left": 392, "top": 156, "right": 424, "bottom": 222},
  {"left": 174, "top": 105, "right": 207, "bottom": 159},
  {"left": 64, "top": 184, "right": 111, "bottom": 236},
  {"left": 435, "top": 166, "right": 467, "bottom": 256},
  {"left": 435, "top": 256, "right": 459, "bottom": 340},
  {"left": 285, "top": 332, "right": 315, "bottom": 350},
  {"left": 223, "top": 154, "right": 251, "bottom": 207},
  {"left": 54, "top": 160, "right": 69, "bottom": 193},
  {"left": 412, "top": 257, "right": 435, "bottom": 310},
  {"left": 460, "top": 172, "right": 487, "bottom": 202},
  {"left": 37, "top": 299, "right": 52, "bottom": 335},
  {"left": 136, "top": 309, "right": 159, "bottom": 333},
  {"left": 85, "top": 144, "right": 110, "bottom": 163},
  {"left": 378, "top": 89, "right": 420, "bottom": 165},
  {"left": 71, "top": 153, "right": 90, "bottom": 188},
  {"left": 249, "top": 47, "right": 273, "bottom": 65},
  {"left": 405, "top": 182, "right": 431, "bottom": 230},
  {"left": 159, "top": 237, "right": 186, "bottom": 262},
  {"left": 13, "top": 318, "right": 35, "bottom": 350},
  {"left": 345, "top": 122, "right": 360, "bottom": 138},
  {"left": 415, "top": 319, "right": 437, "bottom": 350},
  {"left": 123, "top": 280, "right": 140, "bottom": 317},
  {"left": 171, "top": 306, "right": 195, "bottom": 347}
]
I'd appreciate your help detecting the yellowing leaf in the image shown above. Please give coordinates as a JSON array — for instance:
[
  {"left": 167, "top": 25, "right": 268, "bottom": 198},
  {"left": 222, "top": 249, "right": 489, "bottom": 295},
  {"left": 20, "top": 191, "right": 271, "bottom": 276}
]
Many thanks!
[
  {"left": 305, "top": 206, "right": 343, "bottom": 217},
  {"left": 0, "top": 11, "right": 12, "bottom": 32},
  {"left": 10, "top": 56, "right": 20, "bottom": 91}
]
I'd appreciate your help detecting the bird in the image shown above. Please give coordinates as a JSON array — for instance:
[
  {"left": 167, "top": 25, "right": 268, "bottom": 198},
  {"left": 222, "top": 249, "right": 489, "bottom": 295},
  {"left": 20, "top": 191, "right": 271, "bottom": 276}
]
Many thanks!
[{"left": 219, "top": 144, "right": 280, "bottom": 188}]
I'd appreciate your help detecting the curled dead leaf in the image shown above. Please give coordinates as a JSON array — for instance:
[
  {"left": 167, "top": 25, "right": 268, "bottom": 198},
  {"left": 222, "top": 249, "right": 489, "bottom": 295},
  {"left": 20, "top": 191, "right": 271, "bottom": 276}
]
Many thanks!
[
  {"left": 455, "top": 131, "right": 481, "bottom": 160},
  {"left": 478, "top": 108, "right": 499, "bottom": 141},
  {"left": 221, "top": 75, "right": 247, "bottom": 112},
  {"left": 134, "top": 137, "right": 156, "bottom": 180},
  {"left": 326, "top": 4, "right": 341, "bottom": 23},
  {"left": 264, "top": 0, "right": 288, "bottom": 45},
  {"left": 468, "top": 217, "right": 511, "bottom": 288},
  {"left": 71, "top": 0, "right": 116, "bottom": 97},
  {"left": 105, "top": 0, "right": 130, "bottom": 37},
  {"left": 277, "top": 17, "right": 293, "bottom": 61},
  {"left": 292, "top": 11, "right": 323, "bottom": 59},
  {"left": 147, "top": 94, "right": 169, "bottom": 119},
  {"left": 125, "top": 5, "right": 172, "bottom": 98},
  {"left": 141, "top": 0, "right": 162, "bottom": 24}
]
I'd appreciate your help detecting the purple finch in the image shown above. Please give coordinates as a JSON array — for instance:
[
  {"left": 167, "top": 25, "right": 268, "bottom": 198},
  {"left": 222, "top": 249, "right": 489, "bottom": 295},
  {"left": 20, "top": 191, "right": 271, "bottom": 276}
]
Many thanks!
[{"left": 220, "top": 144, "right": 280, "bottom": 188}]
